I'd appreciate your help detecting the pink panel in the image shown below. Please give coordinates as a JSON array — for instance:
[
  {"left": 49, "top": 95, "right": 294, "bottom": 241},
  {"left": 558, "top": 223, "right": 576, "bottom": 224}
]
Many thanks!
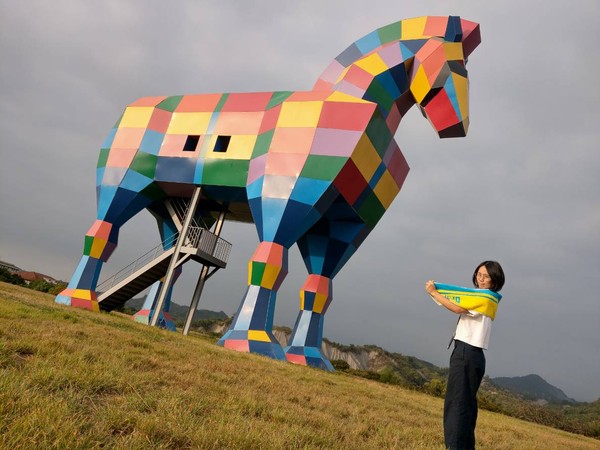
[
  {"left": 248, "top": 153, "right": 267, "bottom": 184},
  {"left": 224, "top": 340, "right": 250, "bottom": 352},
  {"left": 111, "top": 128, "right": 145, "bottom": 149},
  {"left": 269, "top": 127, "right": 315, "bottom": 154},
  {"left": 214, "top": 111, "right": 264, "bottom": 135},
  {"left": 158, "top": 134, "right": 187, "bottom": 155},
  {"left": 176, "top": 93, "right": 223, "bottom": 112},
  {"left": 106, "top": 147, "right": 137, "bottom": 168},
  {"left": 221, "top": 92, "right": 273, "bottom": 112},
  {"left": 318, "top": 101, "right": 375, "bottom": 131},
  {"left": 378, "top": 43, "right": 404, "bottom": 67},
  {"left": 265, "top": 152, "right": 308, "bottom": 177},
  {"left": 310, "top": 128, "right": 362, "bottom": 156},
  {"left": 129, "top": 96, "right": 167, "bottom": 107},
  {"left": 342, "top": 65, "right": 373, "bottom": 90},
  {"left": 286, "top": 354, "right": 307, "bottom": 365}
]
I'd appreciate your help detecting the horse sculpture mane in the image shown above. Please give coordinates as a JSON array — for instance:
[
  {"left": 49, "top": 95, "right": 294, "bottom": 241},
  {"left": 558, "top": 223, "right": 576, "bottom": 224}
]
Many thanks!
[{"left": 57, "top": 16, "right": 481, "bottom": 370}]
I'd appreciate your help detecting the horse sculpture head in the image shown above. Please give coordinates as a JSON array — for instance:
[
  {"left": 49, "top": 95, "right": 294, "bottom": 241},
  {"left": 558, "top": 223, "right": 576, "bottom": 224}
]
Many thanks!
[{"left": 409, "top": 16, "right": 481, "bottom": 138}]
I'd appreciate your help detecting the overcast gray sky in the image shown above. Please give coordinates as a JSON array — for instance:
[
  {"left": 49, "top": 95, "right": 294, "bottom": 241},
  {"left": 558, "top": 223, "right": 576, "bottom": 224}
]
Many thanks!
[{"left": 1, "top": 1, "right": 599, "bottom": 402}]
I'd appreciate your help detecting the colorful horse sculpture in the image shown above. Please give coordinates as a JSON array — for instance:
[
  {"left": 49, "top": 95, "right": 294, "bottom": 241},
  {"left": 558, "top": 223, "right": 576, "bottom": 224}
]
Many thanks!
[{"left": 57, "top": 16, "right": 481, "bottom": 369}]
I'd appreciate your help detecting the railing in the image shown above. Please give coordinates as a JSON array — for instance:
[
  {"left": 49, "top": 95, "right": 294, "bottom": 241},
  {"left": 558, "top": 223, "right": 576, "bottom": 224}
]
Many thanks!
[{"left": 96, "top": 227, "right": 231, "bottom": 293}]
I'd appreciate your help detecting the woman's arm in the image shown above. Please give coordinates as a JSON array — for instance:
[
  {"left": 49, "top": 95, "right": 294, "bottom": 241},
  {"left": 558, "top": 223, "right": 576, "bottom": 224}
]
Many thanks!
[{"left": 425, "top": 280, "right": 469, "bottom": 314}]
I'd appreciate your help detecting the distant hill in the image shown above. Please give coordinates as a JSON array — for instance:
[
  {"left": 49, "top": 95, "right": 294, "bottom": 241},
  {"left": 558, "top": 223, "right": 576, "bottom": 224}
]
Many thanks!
[
  {"left": 122, "top": 297, "right": 228, "bottom": 322},
  {"left": 491, "top": 374, "right": 578, "bottom": 404}
]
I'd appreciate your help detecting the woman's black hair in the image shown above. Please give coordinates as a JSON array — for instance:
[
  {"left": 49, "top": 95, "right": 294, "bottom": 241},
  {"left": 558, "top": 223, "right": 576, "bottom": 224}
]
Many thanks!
[{"left": 473, "top": 260, "right": 505, "bottom": 292}]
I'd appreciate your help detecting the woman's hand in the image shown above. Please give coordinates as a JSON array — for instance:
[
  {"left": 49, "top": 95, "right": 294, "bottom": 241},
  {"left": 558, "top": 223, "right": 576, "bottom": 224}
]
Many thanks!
[{"left": 425, "top": 279, "right": 437, "bottom": 295}]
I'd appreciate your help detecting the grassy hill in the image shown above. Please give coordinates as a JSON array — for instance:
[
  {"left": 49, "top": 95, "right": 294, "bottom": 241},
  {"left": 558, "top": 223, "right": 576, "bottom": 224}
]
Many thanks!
[{"left": 1, "top": 283, "right": 598, "bottom": 450}]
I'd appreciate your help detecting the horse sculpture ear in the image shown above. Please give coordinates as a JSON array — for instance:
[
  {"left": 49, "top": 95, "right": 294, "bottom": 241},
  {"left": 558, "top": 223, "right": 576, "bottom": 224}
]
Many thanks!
[
  {"left": 445, "top": 16, "right": 463, "bottom": 43},
  {"left": 459, "top": 18, "right": 482, "bottom": 58}
]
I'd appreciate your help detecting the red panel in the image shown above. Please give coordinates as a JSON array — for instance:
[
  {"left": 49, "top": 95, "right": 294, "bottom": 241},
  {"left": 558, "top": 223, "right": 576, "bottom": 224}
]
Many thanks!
[
  {"left": 147, "top": 108, "right": 172, "bottom": 133},
  {"left": 221, "top": 92, "right": 273, "bottom": 112},
  {"left": 286, "top": 91, "right": 329, "bottom": 102},
  {"left": 424, "top": 16, "right": 448, "bottom": 37},
  {"left": 286, "top": 354, "right": 307, "bottom": 365},
  {"left": 224, "top": 340, "right": 250, "bottom": 352},
  {"left": 343, "top": 65, "right": 373, "bottom": 90},
  {"left": 259, "top": 105, "right": 282, "bottom": 133},
  {"left": 333, "top": 160, "right": 368, "bottom": 204},
  {"left": 176, "top": 93, "right": 223, "bottom": 112},
  {"left": 317, "top": 101, "right": 375, "bottom": 131},
  {"left": 424, "top": 89, "right": 459, "bottom": 131}
]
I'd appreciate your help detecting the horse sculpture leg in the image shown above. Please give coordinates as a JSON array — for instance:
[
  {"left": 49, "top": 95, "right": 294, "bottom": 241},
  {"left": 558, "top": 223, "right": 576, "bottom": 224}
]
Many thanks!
[
  {"left": 56, "top": 180, "right": 153, "bottom": 311},
  {"left": 218, "top": 241, "right": 288, "bottom": 360},
  {"left": 285, "top": 220, "right": 369, "bottom": 369}
]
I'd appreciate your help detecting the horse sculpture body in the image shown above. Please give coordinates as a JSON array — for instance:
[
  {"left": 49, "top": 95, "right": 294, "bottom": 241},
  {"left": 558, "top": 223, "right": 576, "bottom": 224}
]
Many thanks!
[{"left": 57, "top": 16, "right": 481, "bottom": 369}]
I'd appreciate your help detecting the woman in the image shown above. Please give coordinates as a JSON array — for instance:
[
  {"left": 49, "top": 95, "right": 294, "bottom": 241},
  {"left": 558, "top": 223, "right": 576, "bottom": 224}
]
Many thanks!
[{"left": 425, "top": 261, "right": 505, "bottom": 450}]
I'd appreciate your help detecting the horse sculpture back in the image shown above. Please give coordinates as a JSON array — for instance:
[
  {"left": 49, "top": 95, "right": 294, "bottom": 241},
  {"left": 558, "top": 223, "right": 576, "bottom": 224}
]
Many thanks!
[{"left": 57, "top": 16, "right": 481, "bottom": 369}]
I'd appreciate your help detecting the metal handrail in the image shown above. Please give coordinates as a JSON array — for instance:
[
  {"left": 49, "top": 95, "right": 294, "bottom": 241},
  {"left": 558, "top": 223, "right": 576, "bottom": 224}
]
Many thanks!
[{"left": 96, "top": 227, "right": 231, "bottom": 293}]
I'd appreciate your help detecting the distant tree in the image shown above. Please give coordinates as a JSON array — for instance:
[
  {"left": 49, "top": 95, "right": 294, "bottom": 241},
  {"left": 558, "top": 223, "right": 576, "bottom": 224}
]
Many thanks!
[
  {"left": 48, "top": 282, "right": 67, "bottom": 296},
  {"left": 0, "top": 267, "right": 25, "bottom": 286},
  {"left": 29, "top": 279, "right": 54, "bottom": 292}
]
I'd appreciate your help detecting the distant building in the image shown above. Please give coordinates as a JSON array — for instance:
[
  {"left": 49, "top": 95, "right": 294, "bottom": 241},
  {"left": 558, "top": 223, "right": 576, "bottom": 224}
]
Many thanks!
[
  {"left": 16, "top": 271, "right": 59, "bottom": 285},
  {"left": 0, "top": 260, "right": 22, "bottom": 273}
]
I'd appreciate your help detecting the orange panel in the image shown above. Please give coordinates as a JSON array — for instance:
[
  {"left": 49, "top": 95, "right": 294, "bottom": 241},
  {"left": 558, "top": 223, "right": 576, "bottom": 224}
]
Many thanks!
[{"left": 269, "top": 127, "right": 315, "bottom": 154}]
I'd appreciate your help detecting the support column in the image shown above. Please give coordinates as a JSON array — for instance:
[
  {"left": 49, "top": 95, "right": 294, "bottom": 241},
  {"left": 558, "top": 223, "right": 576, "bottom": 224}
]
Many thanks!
[
  {"left": 182, "top": 206, "right": 227, "bottom": 335},
  {"left": 150, "top": 186, "right": 202, "bottom": 327}
]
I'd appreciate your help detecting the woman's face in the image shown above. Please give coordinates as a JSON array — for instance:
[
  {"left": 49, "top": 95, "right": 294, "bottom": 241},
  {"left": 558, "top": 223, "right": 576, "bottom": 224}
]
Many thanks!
[{"left": 475, "top": 265, "right": 492, "bottom": 289}]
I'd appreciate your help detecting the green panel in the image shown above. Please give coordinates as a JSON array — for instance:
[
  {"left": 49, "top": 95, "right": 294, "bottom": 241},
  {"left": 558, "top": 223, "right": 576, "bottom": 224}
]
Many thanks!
[
  {"left": 267, "top": 91, "right": 294, "bottom": 109},
  {"left": 202, "top": 159, "right": 249, "bottom": 187},
  {"left": 97, "top": 148, "right": 110, "bottom": 168},
  {"left": 377, "top": 22, "right": 402, "bottom": 45},
  {"left": 83, "top": 236, "right": 93, "bottom": 255},
  {"left": 214, "top": 93, "right": 229, "bottom": 112},
  {"left": 251, "top": 130, "right": 275, "bottom": 158},
  {"left": 250, "top": 262, "right": 266, "bottom": 286},
  {"left": 365, "top": 113, "right": 393, "bottom": 158},
  {"left": 300, "top": 155, "right": 347, "bottom": 181},
  {"left": 365, "top": 79, "right": 395, "bottom": 115},
  {"left": 130, "top": 152, "right": 157, "bottom": 178},
  {"left": 140, "top": 182, "right": 165, "bottom": 201},
  {"left": 358, "top": 192, "right": 385, "bottom": 228},
  {"left": 157, "top": 96, "right": 183, "bottom": 112}
]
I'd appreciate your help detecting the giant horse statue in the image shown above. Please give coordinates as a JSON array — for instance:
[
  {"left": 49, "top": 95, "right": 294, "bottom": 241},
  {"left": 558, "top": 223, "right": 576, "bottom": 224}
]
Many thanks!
[{"left": 57, "top": 16, "right": 481, "bottom": 369}]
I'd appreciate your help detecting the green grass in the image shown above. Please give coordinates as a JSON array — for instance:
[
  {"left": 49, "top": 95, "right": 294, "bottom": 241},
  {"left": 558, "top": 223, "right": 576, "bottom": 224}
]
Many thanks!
[{"left": 1, "top": 282, "right": 598, "bottom": 449}]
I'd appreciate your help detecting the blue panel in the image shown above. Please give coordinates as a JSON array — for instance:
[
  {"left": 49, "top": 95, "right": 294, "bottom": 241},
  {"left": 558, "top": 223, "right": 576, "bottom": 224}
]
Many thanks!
[
  {"left": 193, "top": 158, "right": 204, "bottom": 184},
  {"left": 444, "top": 76, "right": 461, "bottom": 120},
  {"left": 375, "top": 71, "right": 402, "bottom": 98},
  {"left": 155, "top": 156, "right": 196, "bottom": 183},
  {"left": 368, "top": 162, "right": 386, "bottom": 189},
  {"left": 120, "top": 170, "right": 152, "bottom": 192},
  {"left": 445, "top": 16, "right": 463, "bottom": 42},
  {"left": 139, "top": 130, "right": 164, "bottom": 155},
  {"left": 260, "top": 197, "right": 287, "bottom": 242},
  {"left": 290, "top": 177, "right": 330, "bottom": 205},
  {"left": 232, "top": 285, "right": 259, "bottom": 330},
  {"left": 355, "top": 30, "right": 382, "bottom": 55},
  {"left": 101, "top": 128, "right": 118, "bottom": 148},
  {"left": 335, "top": 43, "right": 363, "bottom": 66},
  {"left": 95, "top": 167, "right": 105, "bottom": 187},
  {"left": 246, "top": 177, "right": 264, "bottom": 200}
]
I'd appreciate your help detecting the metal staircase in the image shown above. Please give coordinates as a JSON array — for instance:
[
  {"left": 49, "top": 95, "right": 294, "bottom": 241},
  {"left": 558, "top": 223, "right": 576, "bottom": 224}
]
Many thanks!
[{"left": 96, "top": 225, "right": 231, "bottom": 312}]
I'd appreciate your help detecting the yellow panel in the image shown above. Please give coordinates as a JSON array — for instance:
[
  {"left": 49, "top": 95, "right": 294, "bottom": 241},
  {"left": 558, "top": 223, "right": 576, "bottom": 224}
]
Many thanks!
[
  {"left": 167, "top": 112, "right": 212, "bottom": 135},
  {"left": 326, "top": 91, "right": 370, "bottom": 103},
  {"left": 120, "top": 107, "right": 154, "bottom": 128},
  {"left": 444, "top": 42, "right": 464, "bottom": 61},
  {"left": 248, "top": 330, "right": 271, "bottom": 342},
  {"left": 313, "top": 293, "right": 328, "bottom": 314},
  {"left": 261, "top": 263, "right": 281, "bottom": 289},
  {"left": 299, "top": 291, "right": 305, "bottom": 310},
  {"left": 207, "top": 135, "right": 256, "bottom": 160},
  {"left": 354, "top": 53, "right": 388, "bottom": 76},
  {"left": 401, "top": 17, "right": 428, "bottom": 40},
  {"left": 409, "top": 65, "right": 431, "bottom": 103},
  {"left": 373, "top": 171, "right": 400, "bottom": 209},
  {"left": 351, "top": 134, "right": 381, "bottom": 181},
  {"left": 451, "top": 72, "right": 469, "bottom": 119},
  {"left": 89, "top": 239, "right": 107, "bottom": 259},
  {"left": 277, "top": 101, "right": 323, "bottom": 128},
  {"left": 73, "top": 289, "right": 94, "bottom": 300}
]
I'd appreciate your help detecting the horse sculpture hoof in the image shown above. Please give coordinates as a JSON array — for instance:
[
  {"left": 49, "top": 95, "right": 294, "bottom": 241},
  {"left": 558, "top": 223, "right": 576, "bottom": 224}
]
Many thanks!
[
  {"left": 285, "top": 346, "right": 334, "bottom": 371},
  {"left": 218, "top": 330, "right": 286, "bottom": 360},
  {"left": 55, "top": 289, "right": 99, "bottom": 312}
]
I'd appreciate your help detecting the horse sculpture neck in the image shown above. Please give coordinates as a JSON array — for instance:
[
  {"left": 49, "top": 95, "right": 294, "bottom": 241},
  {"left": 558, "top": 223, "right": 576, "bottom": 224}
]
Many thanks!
[{"left": 313, "top": 16, "right": 480, "bottom": 134}]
